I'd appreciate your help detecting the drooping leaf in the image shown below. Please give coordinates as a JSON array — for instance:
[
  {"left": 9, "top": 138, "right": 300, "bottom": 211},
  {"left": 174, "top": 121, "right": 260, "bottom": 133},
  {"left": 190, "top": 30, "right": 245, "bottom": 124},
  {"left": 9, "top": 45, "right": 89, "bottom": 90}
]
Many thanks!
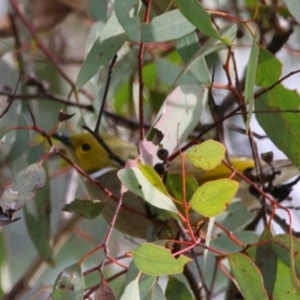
[
  {"left": 256, "top": 84, "right": 300, "bottom": 170},
  {"left": 246, "top": 229, "right": 276, "bottom": 297},
  {"left": 132, "top": 243, "right": 191, "bottom": 276},
  {"left": 272, "top": 259, "right": 300, "bottom": 299},
  {"left": 255, "top": 47, "right": 282, "bottom": 88},
  {"left": 228, "top": 253, "right": 268, "bottom": 300},
  {"left": 270, "top": 234, "right": 300, "bottom": 290}
]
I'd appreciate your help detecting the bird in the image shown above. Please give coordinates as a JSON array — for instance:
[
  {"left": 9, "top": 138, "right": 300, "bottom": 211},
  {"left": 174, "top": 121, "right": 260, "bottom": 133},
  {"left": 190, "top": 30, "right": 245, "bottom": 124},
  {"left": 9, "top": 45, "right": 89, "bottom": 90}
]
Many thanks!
[{"left": 54, "top": 131, "right": 299, "bottom": 239}]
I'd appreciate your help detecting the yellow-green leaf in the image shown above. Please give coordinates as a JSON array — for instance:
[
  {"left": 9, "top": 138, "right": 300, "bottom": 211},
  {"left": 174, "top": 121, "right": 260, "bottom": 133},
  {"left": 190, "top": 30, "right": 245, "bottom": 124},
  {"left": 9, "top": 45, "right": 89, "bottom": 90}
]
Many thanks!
[
  {"left": 132, "top": 243, "right": 191, "bottom": 276},
  {"left": 186, "top": 140, "right": 225, "bottom": 170},
  {"left": 189, "top": 179, "right": 239, "bottom": 217}
]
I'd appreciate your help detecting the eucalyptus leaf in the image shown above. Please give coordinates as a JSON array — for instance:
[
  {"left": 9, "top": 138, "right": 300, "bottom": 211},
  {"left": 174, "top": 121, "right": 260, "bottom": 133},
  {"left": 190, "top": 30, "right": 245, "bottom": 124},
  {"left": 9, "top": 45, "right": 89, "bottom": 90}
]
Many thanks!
[
  {"left": 52, "top": 263, "right": 84, "bottom": 300},
  {"left": 0, "top": 163, "right": 46, "bottom": 211},
  {"left": 228, "top": 253, "right": 268, "bottom": 300},
  {"left": 132, "top": 243, "right": 191, "bottom": 276},
  {"left": 76, "top": 14, "right": 126, "bottom": 89}
]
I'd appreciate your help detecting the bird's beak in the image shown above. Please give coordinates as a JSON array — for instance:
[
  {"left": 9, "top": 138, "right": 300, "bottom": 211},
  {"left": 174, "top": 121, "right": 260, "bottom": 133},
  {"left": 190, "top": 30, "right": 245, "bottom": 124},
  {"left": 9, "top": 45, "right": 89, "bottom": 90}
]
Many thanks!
[{"left": 52, "top": 133, "right": 73, "bottom": 148}]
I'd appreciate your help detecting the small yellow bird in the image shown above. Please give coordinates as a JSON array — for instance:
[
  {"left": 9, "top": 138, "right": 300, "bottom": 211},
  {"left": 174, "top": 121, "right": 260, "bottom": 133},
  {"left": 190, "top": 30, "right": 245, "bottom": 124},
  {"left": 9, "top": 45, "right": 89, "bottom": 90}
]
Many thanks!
[{"left": 55, "top": 132, "right": 299, "bottom": 238}]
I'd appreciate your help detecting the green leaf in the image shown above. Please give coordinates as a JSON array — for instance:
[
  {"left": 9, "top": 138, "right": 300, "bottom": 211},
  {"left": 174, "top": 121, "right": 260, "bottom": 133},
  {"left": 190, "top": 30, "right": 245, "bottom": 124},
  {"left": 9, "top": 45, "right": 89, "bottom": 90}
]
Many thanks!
[
  {"left": 76, "top": 14, "right": 126, "bottom": 89},
  {"left": 272, "top": 259, "right": 300, "bottom": 299},
  {"left": 138, "top": 161, "right": 170, "bottom": 195},
  {"left": 0, "top": 163, "right": 46, "bottom": 211},
  {"left": 245, "top": 34, "right": 259, "bottom": 130},
  {"left": 284, "top": 0, "right": 300, "bottom": 25},
  {"left": 139, "top": 275, "right": 156, "bottom": 299},
  {"left": 155, "top": 24, "right": 237, "bottom": 90},
  {"left": 173, "top": 23, "right": 237, "bottom": 87},
  {"left": 246, "top": 229, "right": 276, "bottom": 297},
  {"left": 221, "top": 201, "right": 255, "bottom": 231},
  {"left": 186, "top": 140, "right": 225, "bottom": 170},
  {"left": 166, "top": 174, "right": 198, "bottom": 203},
  {"left": 210, "top": 231, "right": 259, "bottom": 254},
  {"left": 114, "top": 0, "right": 141, "bottom": 42},
  {"left": 88, "top": 1, "right": 107, "bottom": 21},
  {"left": 118, "top": 167, "right": 178, "bottom": 214},
  {"left": 132, "top": 243, "right": 191, "bottom": 276},
  {"left": 142, "top": 281, "right": 166, "bottom": 300},
  {"left": 256, "top": 47, "right": 282, "bottom": 88},
  {"left": 152, "top": 84, "right": 208, "bottom": 155},
  {"left": 255, "top": 84, "right": 300, "bottom": 170},
  {"left": 155, "top": 58, "right": 200, "bottom": 86},
  {"left": 120, "top": 277, "right": 140, "bottom": 300},
  {"left": 140, "top": 10, "right": 196, "bottom": 43},
  {"left": 270, "top": 234, "right": 300, "bottom": 280},
  {"left": 165, "top": 277, "right": 193, "bottom": 300},
  {"left": 174, "top": 0, "right": 228, "bottom": 44},
  {"left": 175, "top": 31, "right": 200, "bottom": 63},
  {"left": 228, "top": 253, "right": 268, "bottom": 300},
  {"left": 175, "top": 31, "right": 210, "bottom": 85},
  {"left": 7, "top": 119, "right": 29, "bottom": 162},
  {"left": 52, "top": 263, "right": 84, "bottom": 300},
  {"left": 119, "top": 262, "right": 140, "bottom": 298},
  {"left": 63, "top": 199, "right": 104, "bottom": 219},
  {"left": 189, "top": 179, "right": 239, "bottom": 217},
  {"left": 247, "top": 232, "right": 300, "bottom": 298},
  {"left": 24, "top": 162, "right": 53, "bottom": 265}
]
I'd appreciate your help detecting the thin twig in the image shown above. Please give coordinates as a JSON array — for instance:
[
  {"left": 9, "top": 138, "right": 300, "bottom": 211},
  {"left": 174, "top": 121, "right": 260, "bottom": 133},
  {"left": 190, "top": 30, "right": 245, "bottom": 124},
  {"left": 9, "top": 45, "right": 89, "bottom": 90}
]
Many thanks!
[
  {"left": 0, "top": 90, "right": 94, "bottom": 111},
  {"left": 94, "top": 55, "right": 118, "bottom": 133},
  {"left": 0, "top": 71, "right": 22, "bottom": 119}
]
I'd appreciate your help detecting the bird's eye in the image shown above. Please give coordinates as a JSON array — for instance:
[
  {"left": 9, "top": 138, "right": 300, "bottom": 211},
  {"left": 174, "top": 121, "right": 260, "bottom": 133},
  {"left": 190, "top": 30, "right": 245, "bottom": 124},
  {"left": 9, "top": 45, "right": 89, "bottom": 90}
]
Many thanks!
[{"left": 81, "top": 143, "right": 91, "bottom": 152}]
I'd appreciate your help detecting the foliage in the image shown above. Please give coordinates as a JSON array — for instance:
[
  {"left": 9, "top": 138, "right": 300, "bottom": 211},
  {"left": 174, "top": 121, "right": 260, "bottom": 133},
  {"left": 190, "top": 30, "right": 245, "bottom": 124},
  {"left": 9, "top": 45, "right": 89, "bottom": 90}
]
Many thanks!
[{"left": 0, "top": 0, "right": 300, "bottom": 299}]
